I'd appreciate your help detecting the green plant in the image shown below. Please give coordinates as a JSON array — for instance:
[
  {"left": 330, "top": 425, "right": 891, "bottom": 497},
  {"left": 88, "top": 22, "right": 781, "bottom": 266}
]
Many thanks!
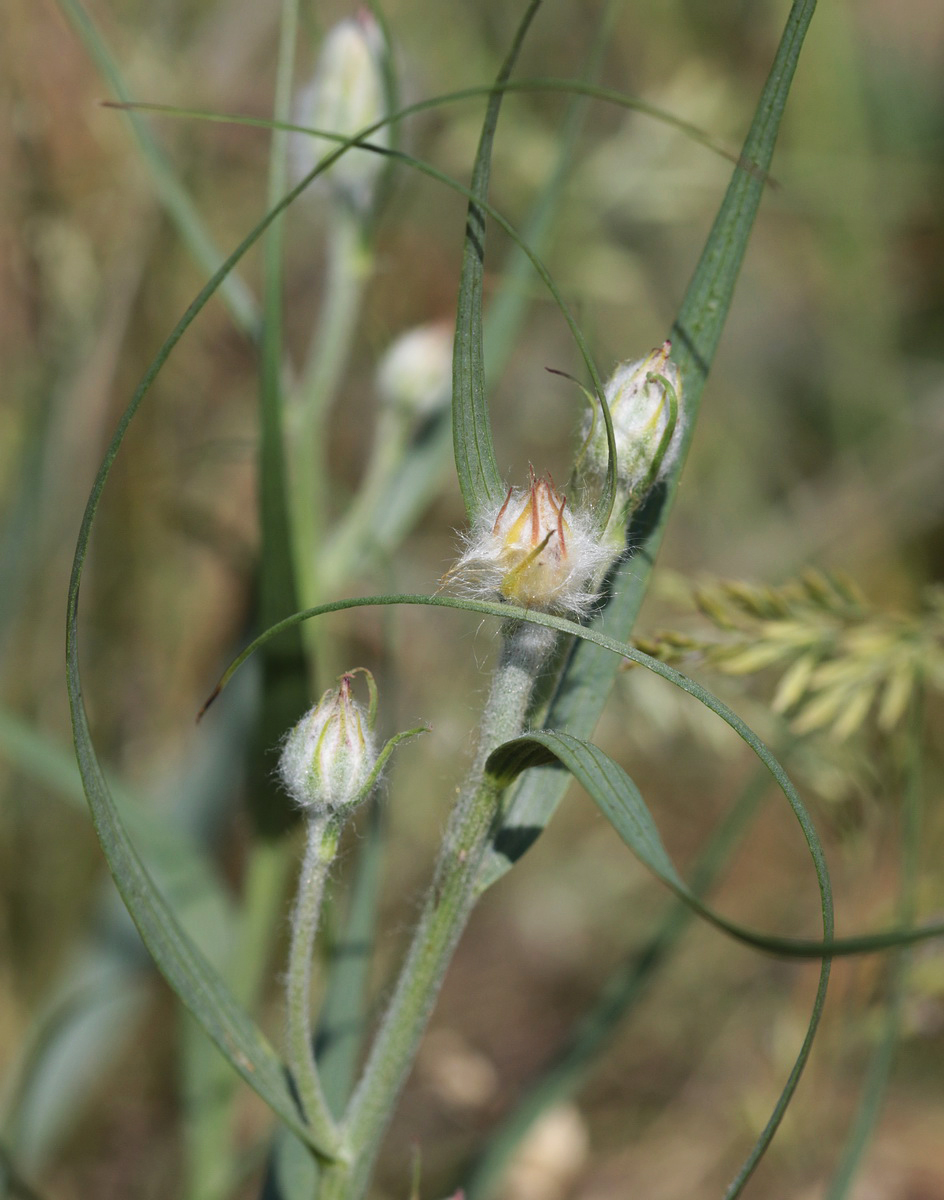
[{"left": 2, "top": 1, "right": 934, "bottom": 1197}]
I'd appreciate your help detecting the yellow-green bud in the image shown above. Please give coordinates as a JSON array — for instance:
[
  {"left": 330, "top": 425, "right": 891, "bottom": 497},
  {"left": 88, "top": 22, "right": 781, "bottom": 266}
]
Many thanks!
[
  {"left": 279, "top": 673, "right": 377, "bottom": 816},
  {"left": 291, "top": 13, "right": 389, "bottom": 212}
]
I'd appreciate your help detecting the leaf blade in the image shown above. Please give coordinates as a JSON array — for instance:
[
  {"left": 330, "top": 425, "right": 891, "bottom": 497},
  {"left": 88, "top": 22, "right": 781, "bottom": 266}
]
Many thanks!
[
  {"left": 481, "top": 0, "right": 821, "bottom": 891},
  {"left": 487, "top": 728, "right": 832, "bottom": 1196},
  {"left": 452, "top": 0, "right": 543, "bottom": 520}
]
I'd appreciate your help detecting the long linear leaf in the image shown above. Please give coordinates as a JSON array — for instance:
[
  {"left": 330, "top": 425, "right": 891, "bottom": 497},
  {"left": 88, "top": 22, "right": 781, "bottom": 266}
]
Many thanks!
[
  {"left": 66, "top": 664, "right": 323, "bottom": 1152},
  {"left": 481, "top": 0, "right": 820, "bottom": 890},
  {"left": 54, "top": 0, "right": 259, "bottom": 334},
  {"left": 64, "top": 128, "right": 413, "bottom": 1154},
  {"left": 204, "top": 590, "right": 944, "bottom": 958},
  {"left": 61, "top": 88, "right": 598, "bottom": 1160},
  {"left": 110, "top": 77, "right": 753, "bottom": 175},
  {"left": 487, "top": 730, "right": 831, "bottom": 1195},
  {"left": 487, "top": 731, "right": 831, "bottom": 955},
  {"left": 107, "top": 106, "right": 610, "bottom": 446},
  {"left": 461, "top": 770, "right": 766, "bottom": 1199},
  {"left": 452, "top": 0, "right": 543, "bottom": 521},
  {"left": 249, "top": 0, "right": 309, "bottom": 842},
  {"left": 482, "top": 3, "right": 623, "bottom": 376}
]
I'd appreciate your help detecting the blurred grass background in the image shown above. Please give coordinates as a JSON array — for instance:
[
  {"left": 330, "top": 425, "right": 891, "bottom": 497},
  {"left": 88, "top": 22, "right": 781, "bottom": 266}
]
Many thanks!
[{"left": 2, "top": 0, "right": 944, "bottom": 1196}]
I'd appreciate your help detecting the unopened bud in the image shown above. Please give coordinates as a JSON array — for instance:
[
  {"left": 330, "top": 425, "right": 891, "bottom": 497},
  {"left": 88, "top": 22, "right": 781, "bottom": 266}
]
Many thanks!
[
  {"left": 291, "top": 12, "right": 389, "bottom": 212},
  {"left": 279, "top": 672, "right": 377, "bottom": 815},
  {"left": 376, "top": 321, "right": 453, "bottom": 421},
  {"left": 448, "top": 469, "right": 610, "bottom": 616},
  {"left": 581, "top": 341, "right": 684, "bottom": 502}
]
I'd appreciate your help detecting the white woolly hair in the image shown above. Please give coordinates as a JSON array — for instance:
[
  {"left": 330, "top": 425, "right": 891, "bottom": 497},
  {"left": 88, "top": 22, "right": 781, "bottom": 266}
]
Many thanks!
[{"left": 447, "top": 486, "right": 613, "bottom": 619}]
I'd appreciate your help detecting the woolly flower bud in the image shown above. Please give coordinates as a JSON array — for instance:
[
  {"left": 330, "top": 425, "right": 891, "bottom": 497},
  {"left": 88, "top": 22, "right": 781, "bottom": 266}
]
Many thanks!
[
  {"left": 279, "top": 673, "right": 377, "bottom": 815},
  {"left": 376, "top": 321, "right": 453, "bottom": 421},
  {"left": 582, "top": 341, "right": 684, "bottom": 500},
  {"left": 449, "top": 469, "right": 611, "bottom": 617},
  {"left": 290, "top": 13, "right": 389, "bottom": 211}
]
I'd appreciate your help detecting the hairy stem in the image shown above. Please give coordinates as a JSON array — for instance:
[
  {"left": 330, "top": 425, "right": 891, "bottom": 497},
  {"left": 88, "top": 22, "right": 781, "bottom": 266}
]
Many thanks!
[
  {"left": 284, "top": 814, "right": 344, "bottom": 1159},
  {"left": 336, "top": 620, "right": 558, "bottom": 1196}
]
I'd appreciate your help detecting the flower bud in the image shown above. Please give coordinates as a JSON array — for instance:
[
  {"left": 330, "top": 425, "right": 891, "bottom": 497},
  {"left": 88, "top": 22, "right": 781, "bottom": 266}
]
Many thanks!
[
  {"left": 290, "top": 12, "right": 389, "bottom": 212},
  {"left": 581, "top": 341, "right": 684, "bottom": 501},
  {"left": 279, "top": 672, "right": 377, "bottom": 815},
  {"left": 448, "top": 469, "right": 611, "bottom": 616},
  {"left": 376, "top": 321, "right": 453, "bottom": 421}
]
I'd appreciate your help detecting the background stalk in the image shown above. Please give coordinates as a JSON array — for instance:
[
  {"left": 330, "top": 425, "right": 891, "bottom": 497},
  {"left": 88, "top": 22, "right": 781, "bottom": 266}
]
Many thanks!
[{"left": 287, "top": 209, "right": 373, "bottom": 672}]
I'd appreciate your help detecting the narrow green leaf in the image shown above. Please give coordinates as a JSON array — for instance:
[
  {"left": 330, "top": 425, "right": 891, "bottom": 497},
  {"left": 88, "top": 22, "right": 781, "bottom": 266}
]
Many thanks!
[
  {"left": 452, "top": 0, "right": 543, "bottom": 521},
  {"left": 481, "top": 0, "right": 821, "bottom": 891},
  {"left": 207, "top": 589, "right": 944, "bottom": 958},
  {"left": 54, "top": 0, "right": 259, "bottom": 335},
  {"left": 250, "top": 0, "right": 309, "bottom": 841},
  {"left": 64, "top": 129, "right": 399, "bottom": 1157},
  {"left": 487, "top": 730, "right": 832, "bottom": 956},
  {"left": 487, "top": 729, "right": 831, "bottom": 1195},
  {"left": 483, "top": 4, "right": 621, "bottom": 372},
  {"left": 66, "top": 665, "right": 324, "bottom": 1152},
  {"left": 461, "top": 770, "right": 765, "bottom": 1200}
]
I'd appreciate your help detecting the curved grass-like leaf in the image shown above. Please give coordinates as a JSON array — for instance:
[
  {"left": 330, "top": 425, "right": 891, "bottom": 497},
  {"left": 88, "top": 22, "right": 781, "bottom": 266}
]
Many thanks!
[
  {"left": 481, "top": 0, "right": 821, "bottom": 892},
  {"left": 62, "top": 78, "right": 622, "bottom": 1155},
  {"left": 66, "top": 666, "right": 326, "bottom": 1153},
  {"left": 108, "top": 76, "right": 756, "bottom": 182},
  {"left": 452, "top": 0, "right": 542, "bottom": 520},
  {"left": 205, "top": 590, "right": 944, "bottom": 959},
  {"left": 64, "top": 125, "right": 406, "bottom": 1154},
  {"left": 486, "top": 729, "right": 831, "bottom": 1195},
  {"left": 460, "top": 770, "right": 766, "bottom": 1199},
  {"left": 107, "top": 104, "right": 610, "bottom": 461},
  {"left": 487, "top": 731, "right": 831, "bottom": 955}
]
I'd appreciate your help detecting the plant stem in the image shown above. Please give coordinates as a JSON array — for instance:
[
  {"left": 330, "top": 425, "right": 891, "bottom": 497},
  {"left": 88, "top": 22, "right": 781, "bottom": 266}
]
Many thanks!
[
  {"left": 337, "top": 620, "right": 558, "bottom": 1196},
  {"left": 318, "top": 409, "right": 409, "bottom": 594},
  {"left": 284, "top": 814, "right": 344, "bottom": 1159},
  {"left": 288, "top": 208, "right": 372, "bottom": 627}
]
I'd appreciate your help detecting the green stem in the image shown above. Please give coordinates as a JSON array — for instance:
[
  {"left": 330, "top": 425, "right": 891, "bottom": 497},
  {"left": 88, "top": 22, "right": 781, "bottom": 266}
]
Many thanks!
[
  {"left": 319, "top": 409, "right": 409, "bottom": 593},
  {"left": 338, "top": 621, "right": 559, "bottom": 1196},
  {"left": 316, "top": 797, "right": 387, "bottom": 1116},
  {"left": 284, "top": 815, "right": 344, "bottom": 1159},
  {"left": 288, "top": 208, "right": 373, "bottom": 620}
]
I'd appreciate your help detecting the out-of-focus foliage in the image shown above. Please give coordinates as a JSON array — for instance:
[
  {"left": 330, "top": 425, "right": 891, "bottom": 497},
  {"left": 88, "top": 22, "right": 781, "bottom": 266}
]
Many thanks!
[{"left": 3, "top": 0, "right": 944, "bottom": 1196}]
